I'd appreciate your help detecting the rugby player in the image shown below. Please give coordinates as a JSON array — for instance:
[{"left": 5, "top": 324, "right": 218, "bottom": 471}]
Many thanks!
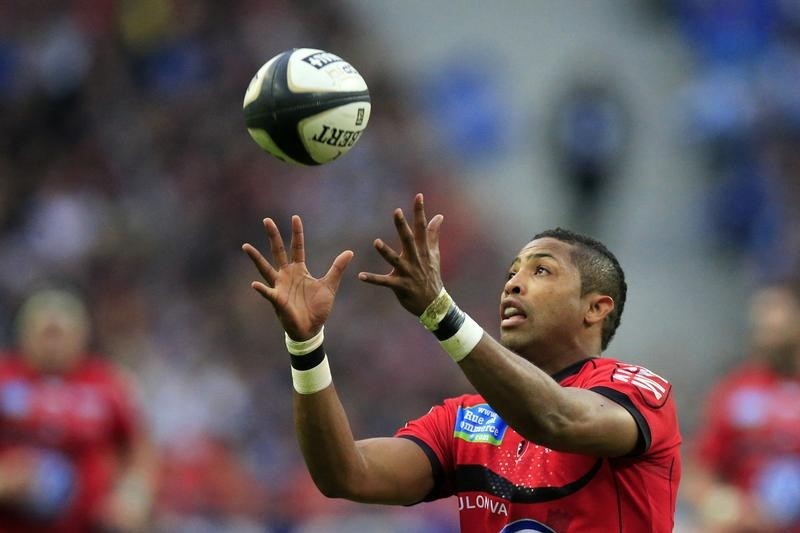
[{"left": 243, "top": 193, "right": 681, "bottom": 532}]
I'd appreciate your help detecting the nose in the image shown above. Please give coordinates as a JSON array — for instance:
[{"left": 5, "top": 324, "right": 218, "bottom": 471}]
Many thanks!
[{"left": 504, "top": 272, "right": 524, "bottom": 295}]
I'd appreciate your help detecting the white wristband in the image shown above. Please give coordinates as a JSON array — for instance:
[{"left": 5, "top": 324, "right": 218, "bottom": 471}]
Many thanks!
[
  {"left": 291, "top": 356, "right": 333, "bottom": 394},
  {"left": 285, "top": 327, "right": 324, "bottom": 355},
  {"left": 286, "top": 327, "right": 331, "bottom": 394},
  {"left": 439, "top": 313, "right": 484, "bottom": 362}
]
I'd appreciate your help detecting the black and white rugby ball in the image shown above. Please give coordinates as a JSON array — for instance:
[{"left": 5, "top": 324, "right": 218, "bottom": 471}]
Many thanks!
[{"left": 243, "top": 48, "right": 371, "bottom": 165}]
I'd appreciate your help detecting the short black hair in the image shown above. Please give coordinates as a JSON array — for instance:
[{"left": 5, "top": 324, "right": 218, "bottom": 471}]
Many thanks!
[{"left": 532, "top": 228, "right": 627, "bottom": 351}]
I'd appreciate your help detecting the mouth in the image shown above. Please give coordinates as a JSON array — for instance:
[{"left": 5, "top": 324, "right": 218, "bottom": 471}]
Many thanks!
[{"left": 500, "top": 303, "right": 528, "bottom": 328}]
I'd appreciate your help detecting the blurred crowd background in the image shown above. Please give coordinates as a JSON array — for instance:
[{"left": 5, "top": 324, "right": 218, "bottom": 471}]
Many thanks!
[{"left": 0, "top": 0, "right": 798, "bottom": 531}]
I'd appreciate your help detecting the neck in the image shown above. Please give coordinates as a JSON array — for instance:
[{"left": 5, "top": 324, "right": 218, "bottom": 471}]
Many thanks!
[
  {"left": 764, "top": 349, "right": 800, "bottom": 377},
  {"left": 543, "top": 353, "right": 598, "bottom": 376},
  {"left": 517, "top": 344, "right": 600, "bottom": 375},
  {"left": 503, "top": 331, "right": 602, "bottom": 375}
]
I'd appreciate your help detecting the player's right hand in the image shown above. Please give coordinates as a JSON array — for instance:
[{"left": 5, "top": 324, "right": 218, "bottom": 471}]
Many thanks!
[{"left": 243, "top": 215, "right": 353, "bottom": 341}]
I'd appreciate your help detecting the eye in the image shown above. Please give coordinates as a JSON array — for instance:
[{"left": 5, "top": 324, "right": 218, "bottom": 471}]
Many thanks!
[
  {"left": 534, "top": 265, "right": 550, "bottom": 275},
  {"left": 506, "top": 271, "right": 517, "bottom": 281}
]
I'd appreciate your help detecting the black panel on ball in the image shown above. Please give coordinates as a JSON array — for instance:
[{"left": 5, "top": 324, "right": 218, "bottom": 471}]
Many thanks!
[{"left": 244, "top": 50, "right": 370, "bottom": 166}]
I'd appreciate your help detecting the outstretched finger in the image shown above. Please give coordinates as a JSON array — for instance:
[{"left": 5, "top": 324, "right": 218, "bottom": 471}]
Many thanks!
[
  {"left": 290, "top": 215, "right": 305, "bottom": 264},
  {"left": 393, "top": 209, "right": 419, "bottom": 262},
  {"left": 264, "top": 218, "right": 289, "bottom": 268},
  {"left": 427, "top": 214, "right": 444, "bottom": 255},
  {"left": 250, "top": 281, "right": 278, "bottom": 302},
  {"left": 413, "top": 193, "right": 428, "bottom": 253},
  {"left": 373, "top": 238, "right": 406, "bottom": 272},
  {"left": 242, "top": 243, "right": 278, "bottom": 286},
  {"left": 322, "top": 250, "right": 354, "bottom": 293},
  {"left": 357, "top": 271, "right": 401, "bottom": 289}
]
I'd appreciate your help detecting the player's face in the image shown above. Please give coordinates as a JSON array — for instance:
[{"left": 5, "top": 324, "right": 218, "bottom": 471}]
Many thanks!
[
  {"left": 20, "top": 309, "right": 88, "bottom": 373},
  {"left": 749, "top": 286, "right": 800, "bottom": 359},
  {"left": 499, "top": 238, "right": 586, "bottom": 354}
]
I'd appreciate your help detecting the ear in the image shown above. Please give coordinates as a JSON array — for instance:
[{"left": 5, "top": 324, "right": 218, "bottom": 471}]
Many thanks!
[{"left": 583, "top": 294, "right": 614, "bottom": 327}]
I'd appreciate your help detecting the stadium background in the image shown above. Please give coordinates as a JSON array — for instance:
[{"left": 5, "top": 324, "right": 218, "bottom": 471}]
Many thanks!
[{"left": 0, "top": 0, "right": 797, "bottom": 531}]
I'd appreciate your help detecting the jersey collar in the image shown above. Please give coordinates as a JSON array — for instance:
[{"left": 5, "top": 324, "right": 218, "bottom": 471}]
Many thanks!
[{"left": 550, "top": 357, "right": 596, "bottom": 383}]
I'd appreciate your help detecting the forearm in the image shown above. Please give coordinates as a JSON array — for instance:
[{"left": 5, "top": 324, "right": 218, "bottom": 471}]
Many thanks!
[
  {"left": 293, "top": 385, "right": 367, "bottom": 499},
  {"left": 458, "top": 335, "right": 582, "bottom": 448},
  {"left": 286, "top": 329, "right": 370, "bottom": 499},
  {"left": 119, "top": 434, "right": 157, "bottom": 506},
  {"left": 419, "top": 290, "right": 575, "bottom": 446},
  {"left": 421, "top": 289, "right": 636, "bottom": 456}
]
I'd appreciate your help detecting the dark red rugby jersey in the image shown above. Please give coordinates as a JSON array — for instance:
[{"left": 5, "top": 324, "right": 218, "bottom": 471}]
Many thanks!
[
  {"left": 395, "top": 357, "right": 681, "bottom": 533},
  {"left": 694, "top": 362, "right": 800, "bottom": 532},
  {"left": 0, "top": 354, "right": 143, "bottom": 532}
]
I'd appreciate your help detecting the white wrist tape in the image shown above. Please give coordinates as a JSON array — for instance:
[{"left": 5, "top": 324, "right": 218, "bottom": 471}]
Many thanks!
[
  {"left": 419, "top": 288, "right": 453, "bottom": 331},
  {"left": 291, "top": 356, "right": 332, "bottom": 395},
  {"left": 286, "top": 327, "right": 332, "bottom": 394},
  {"left": 285, "top": 326, "right": 324, "bottom": 355},
  {"left": 419, "top": 288, "right": 484, "bottom": 362},
  {"left": 438, "top": 313, "right": 484, "bottom": 362}
]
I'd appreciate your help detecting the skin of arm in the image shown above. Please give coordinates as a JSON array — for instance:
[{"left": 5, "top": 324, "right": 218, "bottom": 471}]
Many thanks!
[
  {"left": 458, "top": 336, "right": 638, "bottom": 457},
  {"left": 100, "top": 430, "right": 159, "bottom": 530},
  {"left": 294, "top": 386, "right": 433, "bottom": 503},
  {"left": 358, "top": 193, "right": 640, "bottom": 458},
  {"left": 243, "top": 215, "right": 434, "bottom": 504}
]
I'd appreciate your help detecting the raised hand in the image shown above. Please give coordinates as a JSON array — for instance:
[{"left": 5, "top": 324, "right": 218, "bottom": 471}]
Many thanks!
[
  {"left": 358, "top": 193, "right": 445, "bottom": 316},
  {"left": 243, "top": 215, "right": 353, "bottom": 341}
]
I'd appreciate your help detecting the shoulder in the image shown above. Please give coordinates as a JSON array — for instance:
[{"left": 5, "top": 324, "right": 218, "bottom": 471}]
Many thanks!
[
  {"left": 76, "top": 355, "right": 134, "bottom": 386},
  {"left": 0, "top": 353, "right": 27, "bottom": 377},
  {"left": 571, "top": 357, "right": 674, "bottom": 410},
  {"left": 441, "top": 393, "right": 486, "bottom": 410},
  {"left": 716, "top": 361, "right": 776, "bottom": 387},
  {"left": 405, "top": 394, "right": 486, "bottom": 425},
  {"left": 570, "top": 356, "right": 672, "bottom": 387},
  {"left": 702, "top": 360, "right": 778, "bottom": 403}
]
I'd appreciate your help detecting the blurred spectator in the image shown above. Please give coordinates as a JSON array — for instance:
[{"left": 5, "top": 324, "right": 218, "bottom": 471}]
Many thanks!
[
  {"left": 548, "top": 73, "right": 630, "bottom": 231},
  {"left": 669, "top": 0, "right": 800, "bottom": 281},
  {"left": 0, "top": 288, "right": 157, "bottom": 532},
  {"left": 0, "top": 1, "right": 506, "bottom": 530},
  {"left": 683, "top": 284, "right": 800, "bottom": 532}
]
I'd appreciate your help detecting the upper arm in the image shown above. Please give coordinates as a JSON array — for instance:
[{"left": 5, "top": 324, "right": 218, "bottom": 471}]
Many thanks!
[
  {"left": 346, "top": 437, "right": 435, "bottom": 505},
  {"left": 549, "top": 387, "right": 641, "bottom": 457},
  {"left": 551, "top": 364, "right": 677, "bottom": 458}
]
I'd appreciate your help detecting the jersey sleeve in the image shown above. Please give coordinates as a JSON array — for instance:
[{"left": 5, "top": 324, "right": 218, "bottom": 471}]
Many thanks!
[
  {"left": 394, "top": 396, "right": 464, "bottom": 502},
  {"left": 583, "top": 362, "right": 680, "bottom": 457},
  {"left": 103, "top": 365, "right": 146, "bottom": 446}
]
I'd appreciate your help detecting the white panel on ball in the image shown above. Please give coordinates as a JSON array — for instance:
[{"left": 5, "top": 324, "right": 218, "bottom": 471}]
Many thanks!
[
  {"left": 299, "top": 102, "right": 372, "bottom": 164},
  {"left": 242, "top": 55, "right": 279, "bottom": 108},
  {"left": 286, "top": 48, "right": 368, "bottom": 94}
]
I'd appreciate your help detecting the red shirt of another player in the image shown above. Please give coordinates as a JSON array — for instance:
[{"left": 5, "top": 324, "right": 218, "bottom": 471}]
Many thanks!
[
  {"left": 695, "top": 362, "right": 800, "bottom": 531},
  {"left": 396, "top": 357, "right": 681, "bottom": 533},
  {"left": 0, "top": 353, "right": 143, "bottom": 532}
]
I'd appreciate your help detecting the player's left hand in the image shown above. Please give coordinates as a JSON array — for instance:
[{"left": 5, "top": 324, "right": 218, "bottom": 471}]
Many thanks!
[{"left": 359, "top": 193, "right": 445, "bottom": 316}]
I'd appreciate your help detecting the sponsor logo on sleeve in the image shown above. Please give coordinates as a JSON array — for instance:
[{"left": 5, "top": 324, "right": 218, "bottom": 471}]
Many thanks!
[{"left": 454, "top": 404, "right": 508, "bottom": 446}]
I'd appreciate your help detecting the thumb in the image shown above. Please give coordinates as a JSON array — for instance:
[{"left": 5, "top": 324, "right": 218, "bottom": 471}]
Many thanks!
[{"left": 323, "top": 250, "right": 354, "bottom": 293}]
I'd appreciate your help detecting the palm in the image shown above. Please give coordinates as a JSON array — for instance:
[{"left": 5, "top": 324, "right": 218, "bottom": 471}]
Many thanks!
[
  {"left": 271, "top": 263, "right": 335, "bottom": 336},
  {"left": 243, "top": 216, "right": 353, "bottom": 341}
]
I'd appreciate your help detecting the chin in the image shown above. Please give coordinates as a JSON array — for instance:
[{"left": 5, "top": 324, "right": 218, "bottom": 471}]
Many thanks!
[{"left": 499, "top": 330, "right": 525, "bottom": 353}]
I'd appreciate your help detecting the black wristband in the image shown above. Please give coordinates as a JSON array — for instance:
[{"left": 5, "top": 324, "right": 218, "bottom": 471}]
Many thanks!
[
  {"left": 433, "top": 304, "right": 466, "bottom": 341},
  {"left": 290, "top": 344, "right": 326, "bottom": 370}
]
